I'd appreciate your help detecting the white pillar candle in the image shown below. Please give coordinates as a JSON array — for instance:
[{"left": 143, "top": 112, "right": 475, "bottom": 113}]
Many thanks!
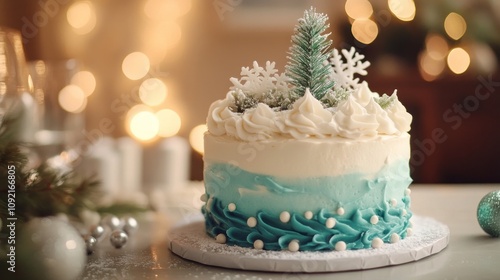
[{"left": 116, "top": 137, "right": 142, "bottom": 194}]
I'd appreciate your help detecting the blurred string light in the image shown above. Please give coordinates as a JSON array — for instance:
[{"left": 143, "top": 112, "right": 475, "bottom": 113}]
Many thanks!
[
  {"left": 144, "top": 0, "right": 192, "bottom": 21},
  {"left": 418, "top": 50, "right": 445, "bottom": 81},
  {"left": 189, "top": 124, "right": 207, "bottom": 155},
  {"left": 139, "top": 78, "right": 168, "bottom": 106},
  {"left": 447, "top": 47, "right": 470, "bottom": 74},
  {"left": 425, "top": 34, "right": 449, "bottom": 61},
  {"left": 345, "top": 0, "right": 373, "bottom": 20},
  {"left": 66, "top": 1, "right": 97, "bottom": 35},
  {"left": 444, "top": 12, "right": 467, "bottom": 40},
  {"left": 58, "top": 84, "right": 87, "bottom": 113},
  {"left": 156, "top": 109, "right": 181, "bottom": 138},
  {"left": 388, "top": 0, "right": 416, "bottom": 22},
  {"left": 126, "top": 105, "right": 159, "bottom": 142},
  {"left": 351, "top": 18, "right": 379, "bottom": 44},
  {"left": 71, "top": 71, "right": 96, "bottom": 96},
  {"left": 122, "top": 52, "right": 150, "bottom": 80}
]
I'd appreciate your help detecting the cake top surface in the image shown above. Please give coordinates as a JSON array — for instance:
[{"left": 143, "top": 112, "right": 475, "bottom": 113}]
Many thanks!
[{"left": 207, "top": 8, "right": 412, "bottom": 141}]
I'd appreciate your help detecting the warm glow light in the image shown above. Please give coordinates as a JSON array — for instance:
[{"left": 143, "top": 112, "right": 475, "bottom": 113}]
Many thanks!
[
  {"left": 425, "top": 34, "right": 449, "bottom": 60},
  {"left": 444, "top": 12, "right": 467, "bottom": 40},
  {"left": 122, "top": 52, "right": 150, "bottom": 80},
  {"left": 67, "top": 1, "right": 96, "bottom": 34},
  {"left": 388, "top": 0, "right": 416, "bottom": 21},
  {"left": 156, "top": 109, "right": 181, "bottom": 137},
  {"left": 139, "top": 78, "right": 167, "bottom": 106},
  {"left": 189, "top": 124, "right": 207, "bottom": 155},
  {"left": 447, "top": 47, "right": 470, "bottom": 74},
  {"left": 144, "top": 0, "right": 191, "bottom": 20},
  {"left": 129, "top": 110, "right": 159, "bottom": 141},
  {"left": 345, "top": 0, "right": 373, "bottom": 20},
  {"left": 58, "top": 85, "right": 87, "bottom": 113},
  {"left": 142, "top": 22, "right": 182, "bottom": 61},
  {"left": 71, "top": 71, "right": 96, "bottom": 96},
  {"left": 351, "top": 18, "right": 378, "bottom": 44},
  {"left": 418, "top": 50, "right": 445, "bottom": 81}
]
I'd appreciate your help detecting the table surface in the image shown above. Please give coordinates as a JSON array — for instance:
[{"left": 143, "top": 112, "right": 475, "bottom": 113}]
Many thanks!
[{"left": 80, "top": 183, "right": 500, "bottom": 280}]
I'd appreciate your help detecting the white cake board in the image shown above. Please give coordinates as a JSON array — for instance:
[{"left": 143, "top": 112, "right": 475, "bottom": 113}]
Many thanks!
[{"left": 167, "top": 215, "right": 449, "bottom": 273}]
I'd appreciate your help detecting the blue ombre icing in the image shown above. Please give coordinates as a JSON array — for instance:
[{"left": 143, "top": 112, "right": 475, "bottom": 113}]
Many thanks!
[{"left": 202, "top": 160, "right": 412, "bottom": 251}]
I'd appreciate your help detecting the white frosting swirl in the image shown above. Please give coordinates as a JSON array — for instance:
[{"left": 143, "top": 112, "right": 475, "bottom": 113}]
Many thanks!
[
  {"left": 365, "top": 98, "right": 398, "bottom": 135},
  {"left": 352, "top": 81, "right": 374, "bottom": 107},
  {"left": 334, "top": 96, "right": 379, "bottom": 139},
  {"left": 277, "top": 89, "right": 337, "bottom": 139},
  {"left": 207, "top": 95, "right": 238, "bottom": 136},
  {"left": 233, "top": 103, "right": 279, "bottom": 141},
  {"left": 387, "top": 93, "right": 412, "bottom": 133}
]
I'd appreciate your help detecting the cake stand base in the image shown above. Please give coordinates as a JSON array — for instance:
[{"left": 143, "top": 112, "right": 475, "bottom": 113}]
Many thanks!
[{"left": 167, "top": 215, "right": 449, "bottom": 273}]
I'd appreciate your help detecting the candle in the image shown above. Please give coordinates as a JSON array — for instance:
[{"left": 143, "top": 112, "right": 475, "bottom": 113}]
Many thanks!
[{"left": 116, "top": 137, "right": 142, "bottom": 194}]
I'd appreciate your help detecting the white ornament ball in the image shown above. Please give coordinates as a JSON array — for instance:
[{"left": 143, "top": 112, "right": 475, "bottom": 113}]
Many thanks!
[
  {"left": 390, "top": 233, "right": 400, "bottom": 243},
  {"left": 247, "top": 217, "right": 257, "bottom": 228},
  {"left": 326, "top": 217, "right": 336, "bottom": 229},
  {"left": 401, "top": 209, "right": 408, "bottom": 217},
  {"left": 280, "top": 211, "right": 291, "bottom": 223},
  {"left": 253, "top": 239, "right": 264, "bottom": 249},
  {"left": 228, "top": 203, "right": 236, "bottom": 212},
  {"left": 337, "top": 207, "right": 345, "bottom": 215},
  {"left": 390, "top": 198, "right": 398, "bottom": 207},
  {"left": 288, "top": 240, "right": 300, "bottom": 252},
  {"left": 304, "top": 211, "right": 313, "bottom": 220},
  {"left": 371, "top": 237, "right": 383, "bottom": 249},
  {"left": 405, "top": 188, "right": 412, "bottom": 196},
  {"left": 335, "top": 241, "right": 347, "bottom": 251},
  {"left": 18, "top": 217, "right": 86, "bottom": 280},
  {"left": 370, "top": 215, "right": 379, "bottom": 225},
  {"left": 215, "top": 233, "right": 227, "bottom": 244},
  {"left": 407, "top": 228, "right": 414, "bottom": 236},
  {"left": 110, "top": 230, "right": 128, "bottom": 248}
]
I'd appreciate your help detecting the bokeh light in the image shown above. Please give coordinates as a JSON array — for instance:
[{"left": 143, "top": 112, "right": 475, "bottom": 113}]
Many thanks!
[
  {"left": 142, "top": 22, "right": 182, "bottom": 61},
  {"left": 189, "top": 124, "right": 207, "bottom": 155},
  {"left": 128, "top": 110, "right": 159, "bottom": 141},
  {"left": 388, "top": 0, "right": 416, "bottom": 22},
  {"left": 71, "top": 71, "right": 96, "bottom": 96},
  {"left": 447, "top": 47, "right": 470, "bottom": 74},
  {"left": 351, "top": 18, "right": 378, "bottom": 44},
  {"left": 425, "top": 34, "right": 449, "bottom": 61},
  {"left": 144, "top": 0, "right": 191, "bottom": 20},
  {"left": 418, "top": 50, "right": 445, "bottom": 81},
  {"left": 139, "top": 78, "right": 168, "bottom": 106},
  {"left": 58, "top": 85, "right": 87, "bottom": 113},
  {"left": 444, "top": 12, "right": 467, "bottom": 40},
  {"left": 345, "top": 0, "right": 373, "bottom": 20},
  {"left": 156, "top": 109, "right": 181, "bottom": 138},
  {"left": 67, "top": 1, "right": 96, "bottom": 35},
  {"left": 122, "top": 52, "right": 150, "bottom": 80}
]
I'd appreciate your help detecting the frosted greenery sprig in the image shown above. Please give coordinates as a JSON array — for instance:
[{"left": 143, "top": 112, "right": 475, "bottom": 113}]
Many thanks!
[
  {"left": 285, "top": 7, "right": 334, "bottom": 100},
  {"left": 376, "top": 92, "right": 398, "bottom": 109}
]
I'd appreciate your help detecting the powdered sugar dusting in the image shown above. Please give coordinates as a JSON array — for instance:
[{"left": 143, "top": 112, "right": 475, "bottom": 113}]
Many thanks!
[{"left": 168, "top": 215, "right": 449, "bottom": 272}]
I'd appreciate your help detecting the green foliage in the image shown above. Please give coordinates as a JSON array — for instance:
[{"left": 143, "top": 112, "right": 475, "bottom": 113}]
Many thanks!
[
  {"left": 321, "top": 89, "right": 350, "bottom": 108},
  {"left": 286, "top": 7, "right": 334, "bottom": 100},
  {"left": 376, "top": 93, "right": 397, "bottom": 109}
]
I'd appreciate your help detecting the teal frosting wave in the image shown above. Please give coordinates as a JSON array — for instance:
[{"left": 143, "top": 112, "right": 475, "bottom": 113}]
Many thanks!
[{"left": 202, "top": 161, "right": 412, "bottom": 251}]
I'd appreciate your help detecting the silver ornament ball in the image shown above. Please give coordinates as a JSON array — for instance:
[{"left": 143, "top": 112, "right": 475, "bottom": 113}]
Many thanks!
[
  {"left": 101, "top": 215, "right": 121, "bottom": 230},
  {"left": 477, "top": 190, "right": 500, "bottom": 237},
  {"left": 110, "top": 230, "right": 128, "bottom": 248},
  {"left": 90, "top": 224, "right": 105, "bottom": 239},
  {"left": 83, "top": 234, "right": 98, "bottom": 255},
  {"left": 122, "top": 216, "right": 138, "bottom": 234}
]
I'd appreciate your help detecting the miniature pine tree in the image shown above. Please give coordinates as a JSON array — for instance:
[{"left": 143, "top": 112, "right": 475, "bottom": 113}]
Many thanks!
[{"left": 286, "top": 7, "right": 334, "bottom": 100}]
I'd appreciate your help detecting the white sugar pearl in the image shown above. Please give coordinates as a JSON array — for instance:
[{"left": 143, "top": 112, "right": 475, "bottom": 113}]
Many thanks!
[
  {"left": 371, "top": 237, "right": 383, "bottom": 249},
  {"left": 405, "top": 188, "right": 412, "bottom": 196},
  {"left": 253, "top": 239, "right": 264, "bottom": 250},
  {"left": 280, "top": 211, "right": 291, "bottom": 223},
  {"left": 407, "top": 228, "right": 413, "bottom": 236},
  {"left": 390, "top": 233, "right": 400, "bottom": 243},
  {"left": 200, "top": 193, "right": 207, "bottom": 202},
  {"left": 228, "top": 203, "right": 236, "bottom": 212},
  {"left": 401, "top": 209, "right": 407, "bottom": 217},
  {"left": 304, "top": 211, "right": 313, "bottom": 220},
  {"left": 337, "top": 207, "right": 345, "bottom": 215},
  {"left": 247, "top": 217, "right": 257, "bottom": 228},
  {"left": 326, "top": 217, "right": 336, "bottom": 229},
  {"left": 288, "top": 240, "right": 300, "bottom": 252},
  {"left": 370, "top": 215, "right": 379, "bottom": 225},
  {"left": 215, "top": 234, "right": 226, "bottom": 244},
  {"left": 335, "top": 241, "right": 346, "bottom": 251},
  {"left": 390, "top": 198, "right": 398, "bottom": 207}
]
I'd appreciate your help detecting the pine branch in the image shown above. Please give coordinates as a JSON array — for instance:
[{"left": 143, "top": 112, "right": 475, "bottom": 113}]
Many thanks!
[{"left": 285, "top": 7, "right": 334, "bottom": 100}]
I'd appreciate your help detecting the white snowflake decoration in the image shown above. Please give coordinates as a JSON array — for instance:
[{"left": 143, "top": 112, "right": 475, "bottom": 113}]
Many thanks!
[
  {"left": 229, "top": 61, "right": 289, "bottom": 98},
  {"left": 329, "top": 47, "right": 371, "bottom": 92}
]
